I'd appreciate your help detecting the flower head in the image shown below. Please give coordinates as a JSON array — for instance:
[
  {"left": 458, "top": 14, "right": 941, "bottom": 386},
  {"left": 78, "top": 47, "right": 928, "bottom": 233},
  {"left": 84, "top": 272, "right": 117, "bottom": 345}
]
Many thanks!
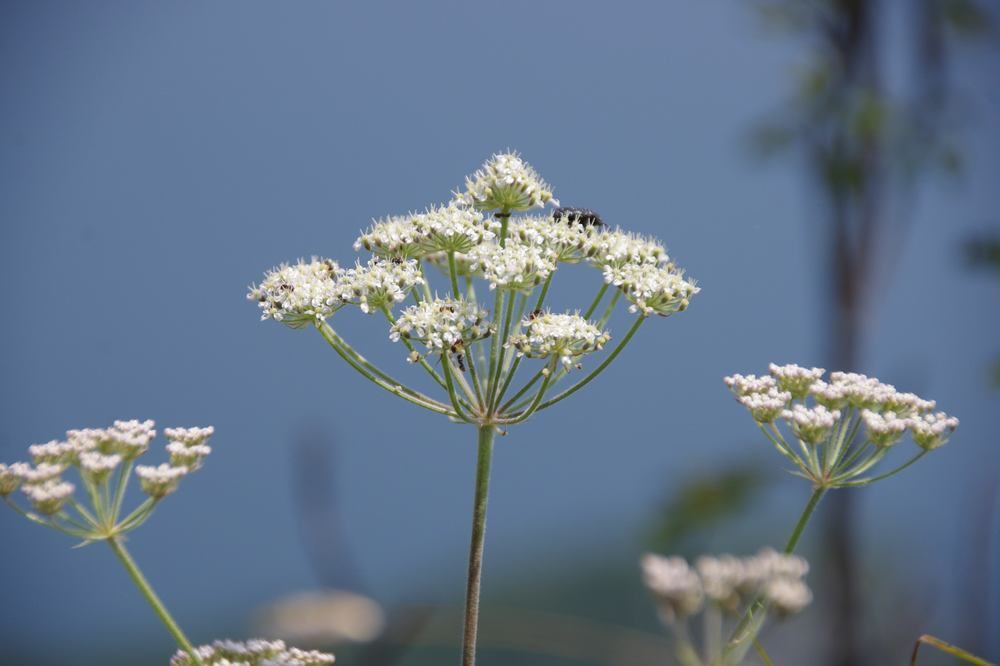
[
  {"left": 763, "top": 577, "right": 813, "bottom": 616},
  {"left": 781, "top": 404, "right": 839, "bottom": 445},
  {"left": 507, "top": 312, "right": 610, "bottom": 369},
  {"left": 861, "top": 409, "right": 909, "bottom": 447},
  {"left": 248, "top": 258, "right": 343, "bottom": 328},
  {"left": 336, "top": 257, "right": 423, "bottom": 314},
  {"left": 640, "top": 554, "right": 704, "bottom": 621},
  {"left": 170, "top": 639, "right": 334, "bottom": 666},
  {"left": 390, "top": 298, "right": 490, "bottom": 355},
  {"left": 468, "top": 241, "right": 557, "bottom": 292},
  {"left": 602, "top": 262, "right": 699, "bottom": 316},
  {"left": 455, "top": 152, "right": 556, "bottom": 212},
  {"left": 509, "top": 215, "right": 597, "bottom": 264},
  {"left": 165, "top": 426, "right": 215, "bottom": 447},
  {"left": 354, "top": 215, "right": 427, "bottom": 259},
  {"left": 736, "top": 387, "right": 791, "bottom": 423},
  {"left": 21, "top": 479, "right": 75, "bottom": 515},
  {"left": 909, "top": 412, "right": 959, "bottom": 450},
  {"left": 769, "top": 363, "right": 824, "bottom": 399},
  {"left": 588, "top": 228, "right": 669, "bottom": 268},
  {"left": 136, "top": 463, "right": 188, "bottom": 498},
  {"left": 79, "top": 452, "right": 122, "bottom": 483},
  {"left": 0, "top": 463, "right": 29, "bottom": 497}
]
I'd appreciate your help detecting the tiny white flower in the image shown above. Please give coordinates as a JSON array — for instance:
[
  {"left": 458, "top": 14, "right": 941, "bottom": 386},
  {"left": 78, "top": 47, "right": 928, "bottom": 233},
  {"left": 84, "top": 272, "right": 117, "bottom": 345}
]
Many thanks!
[
  {"left": 768, "top": 363, "right": 824, "bottom": 399},
  {"left": 390, "top": 298, "right": 490, "bottom": 354},
  {"left": 21, "top": 479, "right": 75, "bottom": 515},
  {"left": 0, "top": 462, "right": 29, "bottom": 497},
  {"left": 467, "top": 241, "right": 557, "bottom": 292},
  {"left": 509, "top": 214, "right": 597, "bottom": 264},
  {"left": 587, "top": 227, "right": 669, "bottom": 268},
  {"left": 860, "top": 409, "right": 909, "bottom": 447},
  {"left": 165, "top": 426, "right": 215, "bottom": 447},
  {"left": 79, "top": 451, "right": 123, "bottom": 483},
  {"left": 737, "top": 387, "right": 791, "bottom": 423},
  {"left": 781, "top": 404, "right": 839, "bottom": 445},
  {"left": 136, "top": 463, "right": 188, "bottom": 498},
  {"left": 336, "top": 257, "right": 424, "bottom": 314},
  {"left": 908, "top": 411, "right": 959, "bottom": 450},
  {"left": 640, "top": 554, "right": 704, "bottom": 621}
]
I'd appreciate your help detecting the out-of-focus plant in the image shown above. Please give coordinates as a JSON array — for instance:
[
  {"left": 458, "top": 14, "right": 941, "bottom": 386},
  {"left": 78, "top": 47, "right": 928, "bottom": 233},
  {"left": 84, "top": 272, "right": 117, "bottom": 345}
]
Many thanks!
[
  {"left": 965, "top": 234, "right": 1000, "bottom": 387},
  {"left": 247, "top": 151, "right": 699, "bottom": 666},
  {"left": 1, "top": 421, "right": 335, "bottom": 666},
  {"left": 641, "top": 549, "right": 812, "bottom": 666},
  {"left": 748, "top": 1, "right": 992, "bottom": 662},
  {"left": 717, "top": 363, "right": 958, "bottom": 663}
]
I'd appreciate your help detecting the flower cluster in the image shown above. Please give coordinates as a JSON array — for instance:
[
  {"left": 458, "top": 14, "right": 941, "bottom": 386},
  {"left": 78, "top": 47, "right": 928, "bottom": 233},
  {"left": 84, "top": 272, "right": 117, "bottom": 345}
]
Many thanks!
[
  {"left": 454, "top": 151, "right": 556, "bottom": 212},
  {"left": 467, "top": 241, "right": 557, "bottom": 292},
  {"left": 507, "top": 312, "right": 610, "bottom": 369},
  {"left": 390, "top": 298, "right": 491, "bottom": 354},
  {"left": 1, "top": 420, "right": 213, "bottom": 534},
  {"left": 248, "top": 259, "right": 342, "bottom": 328},
  {"left": 335, "top": 257, "right": 424, "bottom": 314},
  {"left": 356, "top": 204, "right": 501, "bottom": 258},
  {"left": 641, "top": 548, "right": 812, "bottom": 625},
  {"left": 725, "top": 364, "right": 957, "bottom": 486},
  {"left": 508, "top": 215, "right": 598, "bottom": 264},
  {"left": 602, "top": 262, "right": 699, "bottom": 316},
  {"left": 170, "top": 639, "right": 334, "bottom": 666}
]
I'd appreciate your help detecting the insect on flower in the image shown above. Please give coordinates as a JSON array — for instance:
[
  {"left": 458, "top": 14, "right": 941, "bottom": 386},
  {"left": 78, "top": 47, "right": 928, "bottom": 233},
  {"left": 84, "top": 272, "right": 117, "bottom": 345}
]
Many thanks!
[{"left": 552, "top": 206, "right": 604, "bottom": 227}]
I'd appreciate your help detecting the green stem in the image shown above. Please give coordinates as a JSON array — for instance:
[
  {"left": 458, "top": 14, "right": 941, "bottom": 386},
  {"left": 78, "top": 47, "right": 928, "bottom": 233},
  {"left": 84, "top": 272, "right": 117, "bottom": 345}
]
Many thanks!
[
  {"left": 840, "top": 450, "right": 927, "bottom": 487},
  {"left": 442, "top": 355, "right": 475, "bottom": 423},
  {"left": 448, "top": 251, "right": 462, "bottom": 300},
  {"left": 110, "top": 460, "right": 134, "bottom": 524},
  {"left": 535, "top": 315, "right": 645, "bottom": 412},
  {"left": 108, "top": 537, "right": 202, "bottom": 665},
  {"left": 784, "top": 487, "right": 825, "bottom": 553},
  {"left": 461, "top": 426, "right": 496, "bottom": 666},
  {"left": 381, "top": 307, "right": 447, "bottom": 390},
  {"left": 583, "top": 283, "right": 609, "bottom": 319},
  {"left": 487, "top": 290, "right": 517, "bottom": 412}
]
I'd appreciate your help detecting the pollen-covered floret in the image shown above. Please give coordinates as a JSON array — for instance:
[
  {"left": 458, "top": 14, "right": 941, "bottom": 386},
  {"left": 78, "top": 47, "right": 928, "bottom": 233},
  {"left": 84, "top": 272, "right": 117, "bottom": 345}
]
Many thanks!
[
  {"left": 587, "top": 228, "right": 669, "bottom": 268},
  {"left": 908, "top": 412, "right": 959, "bottom": 450},
  {"left": 390, "top": 298, "right": 490, "bottom": 354},
  {"left": 861, "top": 410, "right": 909, "bottom": 447},
  {"left": 769, "top": 363, "right": 824, "bottom": 399},
  {"left": 170, "top": 639, "right": 334, "bottom": 666},
  {"left": 468, "top": 241, "right": 557, "bottom": 292},
  {"left": 455, "top": 152, "right": 556, "bottom": 212},
  {"left": 509, "top": 215, "right": 597, "bottom": 263},
  {"left": 336, "top": 257, "right": 424, "bottom": 314},
  {"left": 640, "top": 554, "right": 704, "bottom": 621},
  {"left": 248, "top": 258, "right": 343, "bottom": 328},
  {"left": 602, "top": 262, "right": 699, "bottom": 316},
  {"left": 136, "top": 463, "right": 188, "bottom": 498},
  {"left": 21, "top": 479, "right": 75, "bottom": 515},
  {"left": 781, "top": 404, "right": 839, "bottom": 444},
  {"left": 507, "top": 312, "right": 610, "bottom": 369}
]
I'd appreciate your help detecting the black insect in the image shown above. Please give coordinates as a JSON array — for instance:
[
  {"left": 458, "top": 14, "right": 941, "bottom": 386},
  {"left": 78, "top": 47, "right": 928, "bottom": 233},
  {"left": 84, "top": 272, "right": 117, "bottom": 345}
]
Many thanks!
[
  {"left": 528, "top": 309, "right": 543, "bottom": 321},
  {"left": 552, "top": 207, "right": 604, "bottom": 227},
  {"left": 450, "top": 340, "right": 467, "bottom": 372},
  {"left": 389, "top": 256, "right": 405, "bottom": 265}
]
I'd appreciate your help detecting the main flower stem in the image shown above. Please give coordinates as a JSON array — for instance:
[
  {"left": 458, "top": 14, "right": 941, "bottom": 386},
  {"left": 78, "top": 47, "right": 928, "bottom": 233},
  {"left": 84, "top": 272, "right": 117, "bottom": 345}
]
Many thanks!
[
  {"left": 462, "top": 425, "right": 495, "bottom": 666},
  {"left": 108, "top": 537, "right": 202, "bottom": 665},
  {"left": 784, "top": 486, "right": 825, "bottom": 553}
]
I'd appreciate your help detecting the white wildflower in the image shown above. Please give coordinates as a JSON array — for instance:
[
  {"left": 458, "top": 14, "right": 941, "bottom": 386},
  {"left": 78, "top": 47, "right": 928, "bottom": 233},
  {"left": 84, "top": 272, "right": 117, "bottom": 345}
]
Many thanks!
[
  {"left": 21, "top": 479, "right": 75, "bottom": 515},
  {"left": 763, "top": 577, "right": 813, "bottom": 616},
  {"left": 507, "top": 312, "right": 610, "bottom": 369},
  {"left": 640, "top": 554, "right": 704, "bottom": 621},
  {"left": 171, "top": 639, "right": 334, "bottom": 666},
  {"left": 167, "top": 442, "right": 212, "bottom": 469},
  {"left": 411, "top": 203, "right": 499, "bottom": 254},
  {"left": 28, "top": 440, "right": 79, "bottom": 465},
  {"left": 768, "top": 363, "right": 824, "bottom": 399},
  {"left": 79, "top": 451, "right": 123, "bottom": 483},
  {"left": 908, "top": 411, "right": 959, "bottom": 450},
  {"left": 737, "top": 387, "right": 791, "bottom": 423},
  {"left": 390, "top": 298, "right": 490, "bottom": 354},
  {"left": 468, "top": 241, "right": 557, "bottom": 292},
  {"left": 455, "top": 151, "right": 556, "bottom": 212},
  {"left": 781, "top": 404, "right": 839, "bottom": 445},
  {"left": 602, "top": 262, "right": 699, "bottom": 316},
  {"left": 588, "top": 227, "right": 669, "bottom": 268},
  {"left": 809, "top": 379, "right": 849, "bottom": 409},
  {"left": 353, "top": 214, "right": 426, "bottom": 258},
  {"left": 724, "top": 374, "right": 777, "bottom": 396},
  {"left": 509, "top": 214, "right": 597, "bottom": 263},
  {"left": 15, "top": 462, "right": 67, "bottom": 484},
  {"left": 696, "top": 555, "right": 747, "bottom": 608},
  {"left": 0, "top": 463, "right": 29, "bottom": 497},
  {"left": 336, "top": 257, "right": 424, "bottom": 314},
  {"left": 106, "top": 419, "right": 157, "bottom": 458},
  {"left": 248, "top": 258, "right": 343, "bottom": 327},
  {"left": 165, "top": 426, "right": 215, "bottom": 447},
  {"left": 861, "top": 409, "right": 909, "bottom": 447},
  {"left": 136, "top": 463, "right": 188, "bottom": 498}
]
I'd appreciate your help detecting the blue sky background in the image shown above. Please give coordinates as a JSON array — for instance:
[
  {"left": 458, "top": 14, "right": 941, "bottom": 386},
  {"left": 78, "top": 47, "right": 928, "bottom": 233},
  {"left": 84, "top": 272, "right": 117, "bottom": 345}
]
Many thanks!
[{"left": 1, "top": 2, "right": 997, "bottom": 663}]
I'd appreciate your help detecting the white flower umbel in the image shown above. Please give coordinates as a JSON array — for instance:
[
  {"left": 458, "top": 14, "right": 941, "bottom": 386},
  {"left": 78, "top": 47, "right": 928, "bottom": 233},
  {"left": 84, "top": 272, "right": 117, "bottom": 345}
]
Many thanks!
[
  {"left": 643, "top": 549, "right": 811, "bottom": 663},
  {"left": 509, "top": 215, "right": 597, "bottom": 264},
  {"left": 602, "top": 262, "right": 699, "bottom": 316},
  {"left": 507, "top": 312, "right": 610, "bottom": 369},
  {"left": 170, "top": 639, "right": 335, "bottom": 666},
  {"left": 1, "top": 419, "right": 216, "bottom": 664},
  {"left": 455, "top": 151, "right": 556, "bottom": 212},
  {"left": 390, "top": 298, "right": 490, "bottom": 355},
  {"left": 249, "top": 151, "right": 699, "bottom": 666},
  {"left": 726, "top": 364, "right": 956, "bottom": 490},
  {"left": 588, "top": 227, "right": 669, "bottom": 268},
  {"left": 468, "top": 241, "right": 557, "bottom": 292},
  {"left": 248, "top": 258, "right": 343, "bottom": 328},
  {"left": 337, "top": 257, "right": 424, "bottom": 314},
  {"left": 722, "top": 364, "right": 958, "bottom": 663}
]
